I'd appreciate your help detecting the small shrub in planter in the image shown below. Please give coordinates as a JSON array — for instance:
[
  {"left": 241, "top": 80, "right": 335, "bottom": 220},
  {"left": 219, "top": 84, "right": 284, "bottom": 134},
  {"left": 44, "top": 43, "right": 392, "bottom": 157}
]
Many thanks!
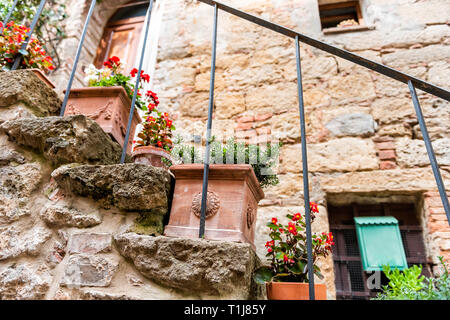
[
  {"left": 168, "top": 137, "right": 280, "bottom": 188},
  {"left": 254, "top": 205, "right": 334, "bottom": 300},
  {"left": 164, "top": 137, "right": 280, "bottom": 248}
]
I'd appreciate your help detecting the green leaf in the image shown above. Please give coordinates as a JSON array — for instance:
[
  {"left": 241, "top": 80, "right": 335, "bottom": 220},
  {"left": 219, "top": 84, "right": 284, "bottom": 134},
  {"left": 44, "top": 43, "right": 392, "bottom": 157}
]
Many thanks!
[
  {"left": 253, "top": 267, "right": 274, "bottom": 284},
  {"left": 267, "top": 222, "right": 279, "bottom": 230},
  {"left": 272, "top": 273, "right": 291, "bottom": 281},
  {"left": 18, "top": 49, "right": 29, "bottom": 56}
]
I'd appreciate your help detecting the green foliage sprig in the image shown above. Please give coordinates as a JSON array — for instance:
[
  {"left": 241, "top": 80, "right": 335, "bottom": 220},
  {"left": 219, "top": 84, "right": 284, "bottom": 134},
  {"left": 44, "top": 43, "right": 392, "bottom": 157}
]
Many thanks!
[
  {"left": 373, "top": 256, "right": 450, "bottom": 300},
  {"left": 168, "top": 136, "right": 281, "bottom": 188}
]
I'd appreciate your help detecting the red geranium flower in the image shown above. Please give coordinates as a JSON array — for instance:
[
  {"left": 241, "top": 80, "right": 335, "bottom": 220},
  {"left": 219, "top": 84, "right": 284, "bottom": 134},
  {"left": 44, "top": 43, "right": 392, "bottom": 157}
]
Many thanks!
[
  {"left": 157, "top": 141, "right": 163, "bottom": 147},
  {"left": 130, "top": 68, "right": 138, "bottom": 77},
  {"left": 287, "top": 222, "right": 298, "bottom": 236},
  {"left": 265, "top": 240, "right": 275, "bottom": 248},
  {"left": 292, "top": 212, "right": 301, "bottom": 221},
  {"left": 310, "top": 202, "right": 319, "bottom": 213},
  {"left": 141, "top": 73, "right": 150, "bottom": 82},
  {"left": 271, "top": 217, "right": 278, "bottom": 225}
]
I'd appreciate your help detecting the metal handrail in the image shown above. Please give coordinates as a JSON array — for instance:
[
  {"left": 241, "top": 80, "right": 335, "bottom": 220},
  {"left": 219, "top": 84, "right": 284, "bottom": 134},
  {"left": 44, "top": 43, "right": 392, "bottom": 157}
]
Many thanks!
[
  {"left": 3, "top": 0, "right": 449, "bottom": 302},
  {"left": 195, "top": 0, "right": 450, "bottom": 300},
  {"left": 197, "top": 0, "right": 450, "bottom": 101}
]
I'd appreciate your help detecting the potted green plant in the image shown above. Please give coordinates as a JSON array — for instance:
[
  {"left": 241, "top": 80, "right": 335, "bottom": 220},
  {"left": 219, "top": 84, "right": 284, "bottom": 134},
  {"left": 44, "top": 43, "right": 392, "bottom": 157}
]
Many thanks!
[
  {"left": 0, "top": 20, "right": 55, "bottom": 88},
  {"left": 63, "top": 56, "right": 150, "bottom": 153},
  {"left": 254, "top": 204, "right": 334, "bottom": 300},
  {"left": 164, "top": 137, "right": 280, "bottom": 249},
  {"left": 132, "top": 102, "right": 176, "bottom": 169}
]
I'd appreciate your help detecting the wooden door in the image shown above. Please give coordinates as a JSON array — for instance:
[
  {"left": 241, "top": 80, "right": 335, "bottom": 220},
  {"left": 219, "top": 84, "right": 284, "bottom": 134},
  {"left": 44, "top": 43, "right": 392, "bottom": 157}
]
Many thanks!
[{"left": 94, "top": 16, "right": 145, "bottom": 72}]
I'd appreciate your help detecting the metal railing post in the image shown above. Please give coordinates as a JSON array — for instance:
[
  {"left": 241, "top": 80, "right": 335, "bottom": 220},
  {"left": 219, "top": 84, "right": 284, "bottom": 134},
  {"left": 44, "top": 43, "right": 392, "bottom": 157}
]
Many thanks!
[
  {"left": 60, "top": 0, "right": 97, "bottom": 116},
  {"left": 295, "top": 35, "right": 315, "bottom": 299},
  {"left": 408, "top": 81, "right": 450, "bottom": 223},
  {"left": 11, "top": 0, "right": 47, "bottom": 70},
  {"left": 120, "top": 0, "right": 154, "bottom": 163},
  {"left": 1, "top": 0, "right": 19, "bottom": 32},
  {"left": 199, "top": 3, "right": 218, "bottom": 238}
]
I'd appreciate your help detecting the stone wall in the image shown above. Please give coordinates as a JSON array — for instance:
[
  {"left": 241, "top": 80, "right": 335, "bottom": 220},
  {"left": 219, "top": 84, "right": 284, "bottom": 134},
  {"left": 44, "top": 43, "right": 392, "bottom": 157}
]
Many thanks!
[
  {"left": 38, "top": 0, "right": 450, "bottom": 299},
  {"left": 151, "top": 0, "right": 450, "bottom": 299},
  {"left": 0, "top": 71, "right": 262, "bottom": 300}
]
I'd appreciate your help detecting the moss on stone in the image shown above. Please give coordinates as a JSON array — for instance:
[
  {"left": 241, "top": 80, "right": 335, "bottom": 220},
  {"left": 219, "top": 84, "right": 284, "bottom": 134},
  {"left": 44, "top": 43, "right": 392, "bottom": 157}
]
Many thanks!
[{"left": 131, "top": 209, "right": 167, "bottom": 236}]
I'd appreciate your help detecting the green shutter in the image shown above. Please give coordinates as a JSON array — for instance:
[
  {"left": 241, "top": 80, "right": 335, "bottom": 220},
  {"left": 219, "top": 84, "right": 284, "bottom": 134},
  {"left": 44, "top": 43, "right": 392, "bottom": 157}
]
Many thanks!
[{"left": 354, "top": 216, "right": 408, "bottom": 271}]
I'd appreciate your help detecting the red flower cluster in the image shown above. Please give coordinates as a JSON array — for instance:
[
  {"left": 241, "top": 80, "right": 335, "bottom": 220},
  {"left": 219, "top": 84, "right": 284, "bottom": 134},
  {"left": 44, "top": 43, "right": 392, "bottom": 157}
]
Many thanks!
[
  {"left": 262, "top": 202, "right": 335, "bottom": 283},
  {"left": 0, "top": 21, "right": 54, "bottom": 72},
  {"left": 287, "top": 221, "right": 298, "bottom": 236},
  {"left": 103, "top": 56, "right": 120, "bottom": 69},
  {"left": 130, "top": 68, "right": 150, "bottom": 82},
  {"left": 146, "top": 90, "right": 159, "bottom": 110}
]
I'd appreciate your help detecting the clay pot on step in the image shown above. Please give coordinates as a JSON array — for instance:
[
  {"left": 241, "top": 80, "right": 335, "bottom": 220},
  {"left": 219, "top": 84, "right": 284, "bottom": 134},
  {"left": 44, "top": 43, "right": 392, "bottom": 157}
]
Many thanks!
[
  {"left": 266, "top": 282, "right": 327, "bottom": 300},
  {"left": 63, "top": 86, "right": 141, "bottom": 154},
  {"left": 131, "top": 145, "right": 174, "bottom": 169},
  {"left": 31, "top": 69, "right": 56, "bottom": 89},
  {"left": 164, "top": 164, "right": 264, "bottom": 249}
]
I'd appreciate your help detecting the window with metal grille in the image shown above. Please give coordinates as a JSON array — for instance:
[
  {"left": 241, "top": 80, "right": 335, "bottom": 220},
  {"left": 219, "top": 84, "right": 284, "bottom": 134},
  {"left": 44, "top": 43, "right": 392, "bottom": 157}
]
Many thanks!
[{"left": 328, "top": 203, "right": 430, "bottom": 300}]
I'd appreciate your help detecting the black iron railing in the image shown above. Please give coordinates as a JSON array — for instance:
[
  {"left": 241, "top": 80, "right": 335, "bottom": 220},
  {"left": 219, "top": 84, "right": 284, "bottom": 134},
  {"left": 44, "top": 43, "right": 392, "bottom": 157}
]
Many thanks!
[{"left": 3, "top": 0, "right": 450, "bottom": 300}]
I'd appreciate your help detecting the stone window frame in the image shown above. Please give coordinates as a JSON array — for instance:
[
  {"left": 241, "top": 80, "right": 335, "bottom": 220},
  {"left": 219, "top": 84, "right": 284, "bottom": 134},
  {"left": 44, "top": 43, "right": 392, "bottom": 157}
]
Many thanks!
[
  {"left": 328, "top": 202, "right": 431, "bottom": 300},
  {"left": 318, "top": 1, "right": 375, "bottom": 35}
]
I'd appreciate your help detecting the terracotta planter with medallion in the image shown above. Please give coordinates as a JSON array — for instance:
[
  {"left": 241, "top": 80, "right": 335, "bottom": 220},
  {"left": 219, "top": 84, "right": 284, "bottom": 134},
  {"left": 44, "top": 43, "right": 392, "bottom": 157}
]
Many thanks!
[
  {"left": 63, "top": 86, "right": 141, "bottom": 154},
  {"left": 132, "top": 145, "right": 174, "bottom": 169},
  {"left": 164, "top": 164, "right": 264, "bottom": 249},
  {"left": 266, "top": 282, "right": 327, "bottom": 300}
]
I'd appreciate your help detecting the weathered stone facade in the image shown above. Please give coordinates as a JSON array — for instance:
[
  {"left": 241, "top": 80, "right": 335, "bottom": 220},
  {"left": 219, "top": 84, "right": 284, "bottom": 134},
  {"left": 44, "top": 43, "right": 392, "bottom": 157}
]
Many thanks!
[
  {"left": 4, "top": 0, "right": 449, "bottom": 300},
  {"left": 0, "top": 72, "right": 262, "bottom": 300}
]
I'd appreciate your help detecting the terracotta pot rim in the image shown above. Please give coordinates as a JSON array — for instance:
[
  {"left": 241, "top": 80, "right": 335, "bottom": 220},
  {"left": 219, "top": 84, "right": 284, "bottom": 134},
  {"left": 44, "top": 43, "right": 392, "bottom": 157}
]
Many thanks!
[
  {"left": 170, "top": 163, "right": 264, "bottom": 201},
  {"left": 63, "top": 86, "right": 141, "bottom": 122},
  {"left": 132, "top": 145, "right": 171, "bottom": 155},
  {"left": 30, "top": 68, "right": 56, "bottom": 89},
  {"left": 267, "top": 282, "right": 326, "bottom": 287}
]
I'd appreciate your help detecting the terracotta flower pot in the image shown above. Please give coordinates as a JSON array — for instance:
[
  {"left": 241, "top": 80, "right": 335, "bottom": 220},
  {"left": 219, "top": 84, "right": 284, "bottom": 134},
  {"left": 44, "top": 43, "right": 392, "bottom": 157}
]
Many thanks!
[
  {"left": 132, "top": 145, "right": 173, "bottom": 169},
  {"left": 31, "top": 68, "right": 55, "bottom": 89},
  {"left": 164, "top": 164, "right": 264, "bottom": 249},
  {"left": 266, "top": 282, "right": 327, "bottom": 300},
  {"left": 63, "top": 86, "right": 141, "bottom": 154}
]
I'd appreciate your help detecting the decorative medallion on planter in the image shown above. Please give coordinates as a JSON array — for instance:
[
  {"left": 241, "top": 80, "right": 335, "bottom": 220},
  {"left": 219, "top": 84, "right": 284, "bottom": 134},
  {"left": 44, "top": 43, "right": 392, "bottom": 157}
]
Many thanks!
[
  {"left": 164, "top": 164, "right": 264, "bottom": 249},
  {"left": 191, "top": 191, "right": 220, "bottom": 219},
  {"left": 63, "top": 86, "right": 141, "bottom": 154},
  {"left": 246, "top": 204, "right": 256, "bottom": 229}
]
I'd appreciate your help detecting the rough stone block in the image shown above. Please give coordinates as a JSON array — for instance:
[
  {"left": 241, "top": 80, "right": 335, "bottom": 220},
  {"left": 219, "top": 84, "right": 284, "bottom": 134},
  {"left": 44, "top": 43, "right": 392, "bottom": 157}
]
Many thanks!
[
  {"left": 61, "top": 255, "right": 118, "bottom": 287},
  {"left": 396, "top": 138, "right": 450, "bottom": 168},
  {"left": 0, "top": 226, "right": 51, "bottom": 261},
  {"left": 114, "top": 233, "right": 262, "bottom": 299},
  {"left": 51, "top": 163, "right": 172, "bottom": 212},
  {"left": 325, "top": 113, "right": 377, "bottom": 137},
  {"left": 40, "top": 205, "right": 102, "bottom": 228},
  {"left": 0, "top": 115, "right": 123, "bottom": 166},
  {"left": 0, "top": 264, "right": 51, "bottom": 300},
  {"left": 68, "top": 233, "right": 112, "bottom": 254},
  {"left": 0, "top": 70, "right": 61, "bottom": 117}
]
